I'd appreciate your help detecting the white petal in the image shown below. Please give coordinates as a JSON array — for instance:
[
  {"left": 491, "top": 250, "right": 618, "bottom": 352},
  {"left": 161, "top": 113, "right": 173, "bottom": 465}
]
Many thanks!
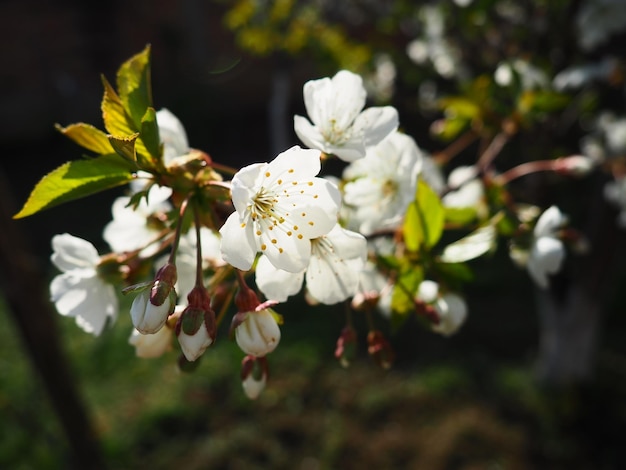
[
  {"left": 432, "top": 293, "right": 467, "bottom": 336},
  {"left": 534, "top": 206, "right": 567, "bottom": 238},
  {"left": 527, "top": 236, "right": 565, "bottom": 288},
  {"left": 51, "top": 234, "right": 99, "bottom": 272},
  {"left": 156, "top": 108, "right": 189, "bottom": 160},
  {"left": 266, "top": 146, "right": 321, "bottom": 183},
  {"left": 417, "top": 280, "right": 439, "bottom": 303},
  {"left": 329, "top": 140, "right": 368, "bottom": 162},
  {"left": 353, "top": 106, "right": 399, "bottom": 147},
  {"left": 440, "top": 225, "right": 496, "bottom": 263},
  {"left": 51, "top": 273, "right": 117, "bottom": 335},
  {"left": 255, "top": 255, "right": 304, "bottom": 302},
  {"left": 230, "top": 163, "right": 265, "bottom": 214},
  {"left": 129, "top": 327, "right": 173, "bottom": 358},
  {"left": 294, "top": 115, "right": 329, "bottom": 153},
  {"left": 219, "top": 212, "right": 258, "bottom": 271}
]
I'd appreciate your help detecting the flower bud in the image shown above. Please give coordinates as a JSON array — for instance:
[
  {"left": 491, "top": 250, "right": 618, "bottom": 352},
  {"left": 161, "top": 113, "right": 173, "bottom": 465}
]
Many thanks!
[
  {"left": 367, "top": 330, "right": 395, "bottom": 369},
  {"left": 234, "top": 308, "right": 281, "bottom": 357},
  {"left": 129, "top": 263, "right": 177, "bottom": 334},
  {"left": 334, "top": 326, "right": 357, "bottom": 368},
  {"left": 128, "top": 326, "right": 173, "bottom": 358},
  {"left": 130, "top": 289, "right": 174, "bottom": 334},
  {"left": 176, "top": 286, "right": 216, "bottom": 362},
  {"left": 150, "top": 263, "right": 177, "bottom": 306},
  {"left": 241, "top": 355, "right": 269, "bottom": 400}
]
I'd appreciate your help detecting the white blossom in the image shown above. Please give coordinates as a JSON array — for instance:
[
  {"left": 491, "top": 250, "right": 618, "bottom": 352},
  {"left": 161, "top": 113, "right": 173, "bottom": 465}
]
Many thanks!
[
  {"left": 219, "top": 146, "right": 341, "bottom": 273},
  {"left": 129, "top": 326, "right": 172, "bottom": 358},
  {"left": 294, "top": 70, "right": 399, "bottom": 162},
  {"left": 156, "top": 108, "right": 189, "bottom": 166},
  {"left": 343, "top": 132, "right": 422, "bottom": 235},
  {"left": 177, "top": 316, "right": 214, "bottom": 362},
  {"left": 526, "top": 206, "right": 567, "bottom": 288},
  {"left": 417, "top": 280, "right": 468, "bottom": 336},
  {"left": 103, "top": 185, "right": 172, "bottom": 256},
  {"left": 50, "top": 233, "right": 117, "bottom": 336},
  {"left": 255, "top": 224, "right": 367, "bottom": 305}
]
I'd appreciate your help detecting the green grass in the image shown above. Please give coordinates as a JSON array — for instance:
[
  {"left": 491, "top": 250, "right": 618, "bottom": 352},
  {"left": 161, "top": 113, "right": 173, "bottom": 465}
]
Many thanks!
[{"left": 2, "top": 293, "right": 626, "bottom": 469}]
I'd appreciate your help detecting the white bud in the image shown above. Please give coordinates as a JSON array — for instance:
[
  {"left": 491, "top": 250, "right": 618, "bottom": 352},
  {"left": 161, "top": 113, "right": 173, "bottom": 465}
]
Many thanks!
[
  {"left": 242, "top": 373, "right": 267, "bottom": 400},
  {"left": 432, "top": 293, "right": 468, "bottom": 336},
  {"left": 235, "top": 309, "right": 281, "bottom": 357},
  {"left": 177, "top": 318, "right": 214, "bottom": 362},
  {"left": 130, "top": 290, "right": 172, "bottom": 334},
  {"left": 128, "top": 327, "right": 172, "bottom": 358}
]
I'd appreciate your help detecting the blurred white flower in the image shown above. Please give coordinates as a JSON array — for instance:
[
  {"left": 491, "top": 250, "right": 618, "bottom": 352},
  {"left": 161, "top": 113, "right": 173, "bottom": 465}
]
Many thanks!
[
  {"left": 526, "top": 206, "right": 567, "bottom": 289},
  {"left": 441, "top": 166, "right": 485, "bottom": 212},
  {"left": 156, "top": 108, "right": 190, "bottom": 166},
  {"left": 129, "top": 325, "right": 173, "bottom": 358},
  {"left": 50, "top": 233, "right": 117, "bottom": 336},
  {"left": 416, "top": 280, "right": 468, "bottom": 336},
  {"left": 343, "top": 132, "right": 423, "bottom": 235},
  {"left": 577, "top": 0, "right": 626, "bottom": 51},
  {"left": 294, "top": 70, "right": 399, "bottom": 162},
  {"left": 103, "top": 185, "right": 172, "bottom": 256}
]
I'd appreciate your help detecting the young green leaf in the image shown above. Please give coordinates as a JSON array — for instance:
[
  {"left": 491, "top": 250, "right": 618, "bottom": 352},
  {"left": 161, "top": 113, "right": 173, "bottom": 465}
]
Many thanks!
[
  {"left": 140, "top": 107, "right": 162, "bottom": 162},
  {"left": 108, "top": 133, "right": 140, "bottom": 163},
  {"left": 101, "top": 76, "right": 136, "bottom": 136},
  {"left": 403, "top": 179, "right": 445, "bottom": 252},
  {"left": 13, "top": 154, "right": 134, "bottom": 219},
  {"left": 391, "top": 265, "right": 423, "bottom": 316},
  {"left": 116, "top": 45, "right": 153, "bottom": 129},
  {"left": 55, "top": 123, "right": 114, "bottom": 155}
]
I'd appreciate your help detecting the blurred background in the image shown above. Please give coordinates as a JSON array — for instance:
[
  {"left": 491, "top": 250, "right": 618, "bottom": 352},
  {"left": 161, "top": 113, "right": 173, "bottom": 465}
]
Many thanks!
[{"left": 2, "top": 0, "right": 626, "bottom": 468}]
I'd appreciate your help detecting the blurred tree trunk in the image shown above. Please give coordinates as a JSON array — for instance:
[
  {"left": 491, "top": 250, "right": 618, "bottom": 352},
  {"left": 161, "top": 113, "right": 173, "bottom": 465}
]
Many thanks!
[
  {"left": 0, "top": 171, "right": 105, "bottom": 470},
  {"left": 535, "top": 176, "right": 620, "bottom": 385}
]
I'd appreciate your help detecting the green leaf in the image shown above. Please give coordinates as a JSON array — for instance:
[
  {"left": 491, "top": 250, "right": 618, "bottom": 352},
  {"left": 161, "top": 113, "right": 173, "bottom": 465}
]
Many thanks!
[
  {"left": 55, "top": 123, "right": 114, "bottom": 155},
  {"left": 140, "top": 107, "right": 162, "bottom": 162},
  {"left": 403, "top": 179, "right": 445, "bottom": 252},
  {"left": 14, "top": 154, "right": 134, "bottom": 219},
  {"left": 108, "top": 133, "right": 140, "bottom": 163},
  {"left": 444, "top": 206, "right": 477, "bottom": 225},
  {"left": 391, "top": 265, "right": 423, "bottom": 316},
  {"left": 439, "top": 224, "right": 496, "bottom": 263},
  {"left": 101, "top": 76, "right": 136, "bottom": 136},
  {"left": 116, "top": 45, "right": 153, "bottom": 129}
]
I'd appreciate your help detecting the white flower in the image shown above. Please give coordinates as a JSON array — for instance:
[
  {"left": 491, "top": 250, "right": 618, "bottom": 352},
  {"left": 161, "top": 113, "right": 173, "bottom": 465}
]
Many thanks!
[
  {"left": 156, "top": 108, "right": 190, "bottom": 165},
  {"left": 342, "top": 132, "right": 422, "bottom": 235},
  {"left": 103, "top": 185, "right": 172, "bottom": 256},
  {"left": 527, "top": 206, "right": 567, "bottom": 289},
  {"left": 240, "top": 355, "right": 268, "bottom": 400},
  {"left": 416, "top": 280, "right": 467, "bottom": 336},
  {"left": 235, "top": 309, "right": 281, "bottom": 357},
  {"left": 219, "top": 146, "right": 341, "bottom": 273},
  {"left": 294, "top": 70, "right": 399, "bottom": 162},
  {"left": 441, "top": 166, "right": 486, "bottom": 215},
  {"left": 129, "top": 326, "right": 173, "bottom": 358},
  {"left": 255, "top": 224, "right": 367, "bottom": 305},
  {"left": 50, "top": 234, "right": 118, "bottom": 336}
]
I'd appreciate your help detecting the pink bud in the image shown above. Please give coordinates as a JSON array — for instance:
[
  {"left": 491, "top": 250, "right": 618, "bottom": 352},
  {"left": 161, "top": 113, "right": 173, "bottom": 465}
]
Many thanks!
[
  {"left": 367, "top": 330, "right": 395, "bottom": 369},
  {"left": 334, "top": 326, "right": 357, "bottom": 368}
]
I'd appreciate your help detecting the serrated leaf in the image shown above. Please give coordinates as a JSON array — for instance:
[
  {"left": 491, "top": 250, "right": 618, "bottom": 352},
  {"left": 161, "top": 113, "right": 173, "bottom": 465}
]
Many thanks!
[
  {"left": 116, "top": 45, "right": 153, "bottom": 129},
  {"left": 108, "top": 133, "right": 139, "bottom": 163},
  {"left": 55, "top": 123, "right": 114, "bottom": 155},
  {"left": 14, "top": 154, "right": 134, "bottom": 219},
  {"left": 403, "top": 179, "right": 445, "bottom": 252},
  {"left": 440, "top": 224, "right": 496, "bottom": 263},
  {"left": 101, "top": 76, "right": 137, "bottom": 136},
  {"left": 140, "top": 107, "right": 162, "bottom": 161}
]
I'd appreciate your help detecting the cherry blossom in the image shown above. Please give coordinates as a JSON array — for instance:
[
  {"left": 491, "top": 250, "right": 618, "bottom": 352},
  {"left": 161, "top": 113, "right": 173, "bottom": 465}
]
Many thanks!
[
  {"left": 294, "top": 70, "right": 399, "bottom": 162},
  {"left": 342, "top": 132, "right": 423, "bottom": 235},
  {"left": 50, "top": 233, "right": 118, "bottom": 336},
  {"left": 527, "top": 206, "right": 567, "bottom": 289},
  {"left": 219, "top": 146, "right": 341, "bottom": 273},
  {"left": 255, "top": 224, "right": 367, "bottom": 305}
]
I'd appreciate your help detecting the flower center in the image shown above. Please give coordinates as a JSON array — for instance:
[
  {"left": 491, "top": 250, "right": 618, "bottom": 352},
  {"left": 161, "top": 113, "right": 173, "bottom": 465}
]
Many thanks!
[{"left": 251, "top": 188, "right": 278, "bottom": 219}]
